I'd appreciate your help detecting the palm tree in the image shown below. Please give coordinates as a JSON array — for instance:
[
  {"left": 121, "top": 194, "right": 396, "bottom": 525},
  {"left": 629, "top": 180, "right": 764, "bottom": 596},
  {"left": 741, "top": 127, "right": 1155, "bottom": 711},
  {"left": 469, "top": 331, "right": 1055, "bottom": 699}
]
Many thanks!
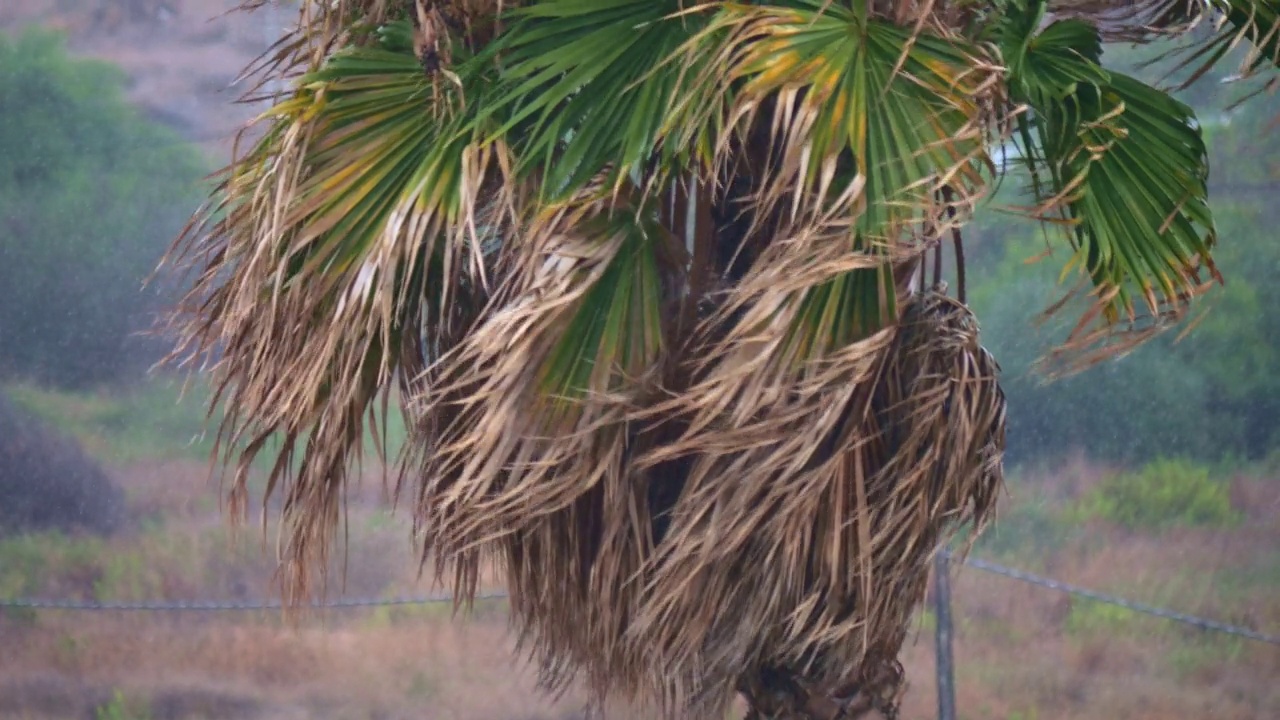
[{"left": 163, "top": 1, "right": 1278, "bottom": 717}]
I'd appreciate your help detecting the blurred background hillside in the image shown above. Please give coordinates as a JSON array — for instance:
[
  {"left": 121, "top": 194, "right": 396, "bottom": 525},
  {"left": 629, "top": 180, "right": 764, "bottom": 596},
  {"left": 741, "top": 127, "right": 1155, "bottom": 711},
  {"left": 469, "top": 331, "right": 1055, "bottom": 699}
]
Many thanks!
[
  {"left": 0, "top": 0, "right": 268, "bottom": 156},
  {"left": 0, "top": 2, "right": 1276, "bottom": 719}
]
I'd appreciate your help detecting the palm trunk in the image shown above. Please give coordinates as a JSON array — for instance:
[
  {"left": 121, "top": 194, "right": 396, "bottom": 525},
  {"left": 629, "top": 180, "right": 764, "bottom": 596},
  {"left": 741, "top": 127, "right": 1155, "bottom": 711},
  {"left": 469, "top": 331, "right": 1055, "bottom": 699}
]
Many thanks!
[{"left": 739, "top": 660, "right": 904, "bottom": 720}]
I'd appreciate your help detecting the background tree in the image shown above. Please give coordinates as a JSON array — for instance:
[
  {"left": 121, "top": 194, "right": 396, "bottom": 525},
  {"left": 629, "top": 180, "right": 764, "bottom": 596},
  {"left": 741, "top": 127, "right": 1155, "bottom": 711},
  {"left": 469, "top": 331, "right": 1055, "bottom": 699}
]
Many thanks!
[
  {"left": 0, "top": 26, "right": 208, "bottom": 538},
  {"left": 163, "top": 1, "right": 1280, "bottom": 718},
  {"left": 0, "top": 27, "right": 207, "bottom": 388}
]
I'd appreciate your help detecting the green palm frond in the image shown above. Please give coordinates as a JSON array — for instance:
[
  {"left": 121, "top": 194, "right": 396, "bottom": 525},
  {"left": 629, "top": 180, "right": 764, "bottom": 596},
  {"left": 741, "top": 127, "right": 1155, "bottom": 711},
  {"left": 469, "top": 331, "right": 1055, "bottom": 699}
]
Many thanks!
[
  {"left": 696, "top": 0, "right": 999, "bottom": 231},
  {"left": 654, "top": 1, "right": 1003, "bottom": 453},
  {"left": 165, "top": 23, "right": 504, "bottom": 597},
  {"left": 641, "top": 1, "right": 1005, "bottom": 401},
  {"left": 478, "top": 0, "right": 713, "bottom": 199},
  {"left": 999, "top": 0, "right": 1221, "bottom": 369}
]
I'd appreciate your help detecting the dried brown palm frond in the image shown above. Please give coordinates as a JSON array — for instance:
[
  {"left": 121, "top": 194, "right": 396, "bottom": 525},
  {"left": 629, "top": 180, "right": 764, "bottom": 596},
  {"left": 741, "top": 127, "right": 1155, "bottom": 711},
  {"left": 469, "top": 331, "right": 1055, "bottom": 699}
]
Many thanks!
[
  {"left": 1169, "top": 1, "right": 1279, "bottom": 102},
  {"left": 623, "top": 282, "right": 1004, "bottom": 719},
  {"left": 159, "top": 28, "right": 510, "bottom": 600},
  {"left": 383, "top": 5, "right": 1007, "bottom": 712},
  {"left": 229, "top": 0, "right": 516, "bottom": 108},
  {"left": 1047, "top": 0, "right": 1279, "bottom": 109},
  {"left": 397, "top": 176, "right": 679, "bottom": 702},
  {"left": 571, "top": 10, "right": 1005, "bottom": 710},
  {"left": 1047, "top": 0, "right": 1209, "bottom": 40}
]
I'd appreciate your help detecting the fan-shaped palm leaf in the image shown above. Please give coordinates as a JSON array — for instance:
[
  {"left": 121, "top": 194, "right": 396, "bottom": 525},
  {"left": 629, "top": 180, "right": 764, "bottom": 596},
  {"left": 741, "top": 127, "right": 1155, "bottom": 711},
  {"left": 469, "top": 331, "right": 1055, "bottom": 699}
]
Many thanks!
[
  {"left": 478, "top": 0, "right": 716, "bottom": 198},
  {"left": 998, "top": 0, "right": 1221, "bottom": 370}
]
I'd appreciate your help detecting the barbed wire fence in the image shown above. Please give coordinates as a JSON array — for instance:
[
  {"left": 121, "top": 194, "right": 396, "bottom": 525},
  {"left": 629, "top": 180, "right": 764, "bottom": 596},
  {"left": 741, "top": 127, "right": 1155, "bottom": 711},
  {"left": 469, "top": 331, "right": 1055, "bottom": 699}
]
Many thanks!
[
  {"left": 1, "top": 554, "right": 1276, "bottom": 718},
  {"left": 928, "top": 553, "right": 1279, "bottom": 720}
]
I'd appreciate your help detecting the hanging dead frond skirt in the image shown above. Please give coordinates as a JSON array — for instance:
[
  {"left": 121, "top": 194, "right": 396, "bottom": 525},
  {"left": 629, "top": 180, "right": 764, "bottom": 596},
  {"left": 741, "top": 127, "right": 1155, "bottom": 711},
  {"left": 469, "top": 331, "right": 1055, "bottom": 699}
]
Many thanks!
[
  {"left": 731, "top": 288, "right": 1007, "bottom": 720},
  {"left": 420, "top": 288, "right": 1005, "bottom": 719}
]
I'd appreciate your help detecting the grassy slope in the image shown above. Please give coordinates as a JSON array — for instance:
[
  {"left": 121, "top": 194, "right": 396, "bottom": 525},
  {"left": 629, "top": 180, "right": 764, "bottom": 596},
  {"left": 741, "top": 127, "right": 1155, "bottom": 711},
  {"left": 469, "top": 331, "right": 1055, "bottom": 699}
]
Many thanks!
[{"left": 1, "top": 379, "right": 1277, "bottom": 720}]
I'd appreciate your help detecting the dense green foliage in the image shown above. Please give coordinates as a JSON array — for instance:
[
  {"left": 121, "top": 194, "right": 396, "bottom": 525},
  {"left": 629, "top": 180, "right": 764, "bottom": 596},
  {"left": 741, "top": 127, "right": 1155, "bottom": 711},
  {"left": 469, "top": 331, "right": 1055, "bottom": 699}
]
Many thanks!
[
  {"left": 1070, "top": 459, "right": 1241, "bottom": 531},
  {"left": 4, "top": 379, "right": 216, "bottom": 463},
  {"left": 0, "top": 27, "right": 208, "bottom": 388}
]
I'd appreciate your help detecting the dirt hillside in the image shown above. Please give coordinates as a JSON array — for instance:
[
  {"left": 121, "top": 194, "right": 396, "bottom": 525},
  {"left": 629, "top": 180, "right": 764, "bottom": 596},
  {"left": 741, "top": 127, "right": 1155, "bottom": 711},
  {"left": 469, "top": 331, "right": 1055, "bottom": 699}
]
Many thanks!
[{"left": 1, "top": 0, "right": 284, "bottom": 158}]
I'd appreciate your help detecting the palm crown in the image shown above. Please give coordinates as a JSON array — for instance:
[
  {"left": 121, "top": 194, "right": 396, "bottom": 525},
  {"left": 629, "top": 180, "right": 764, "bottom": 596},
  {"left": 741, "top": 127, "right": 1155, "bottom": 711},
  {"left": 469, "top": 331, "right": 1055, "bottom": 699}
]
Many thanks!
[{"left": 165, "top": 1, "right": 1279, "bottom": 717}]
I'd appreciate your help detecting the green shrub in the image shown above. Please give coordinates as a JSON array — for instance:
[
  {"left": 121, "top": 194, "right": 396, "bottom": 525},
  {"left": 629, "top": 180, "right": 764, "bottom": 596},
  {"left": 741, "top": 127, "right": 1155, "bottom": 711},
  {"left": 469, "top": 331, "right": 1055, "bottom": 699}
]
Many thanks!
[
  {"left": 5, "top": 375, "right": 411, "bottom": 466},
  {"left": 0, "top": 27, "right": 208, "bottom": 388},
  {"left": 972, "top": 491, "right": 1074, "bottom": 559},
  {"left": 0, "top": 531, "right": 109, "bottom": 597},
  {"left": 1063, "top": 599, "right": 1139, "bottom": 636},
  {"left": 4, "top": 377, "right": 215, "bottom": 462},
  {"left": 1070, "top": 459, "right": 1240, "bottom": 531},
  {"left": 1166, "top": 634, "right": 1245, "bottom": 680},
  {"left": 0, "top": 392, "right": 123, "bottom": 536},
  {"left": 94, "top": 550, "right": 165, "bottom": 603},
  {"left": 96, "top": 690, "right": 151, "bottom": 720}
]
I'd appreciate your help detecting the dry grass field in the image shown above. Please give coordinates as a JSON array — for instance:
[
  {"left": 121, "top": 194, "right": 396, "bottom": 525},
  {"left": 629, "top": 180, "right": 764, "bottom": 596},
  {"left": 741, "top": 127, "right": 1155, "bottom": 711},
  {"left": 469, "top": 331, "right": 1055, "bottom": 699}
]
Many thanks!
[{"left": 1, "top": 381, "right": 1277, "bottom": 720}]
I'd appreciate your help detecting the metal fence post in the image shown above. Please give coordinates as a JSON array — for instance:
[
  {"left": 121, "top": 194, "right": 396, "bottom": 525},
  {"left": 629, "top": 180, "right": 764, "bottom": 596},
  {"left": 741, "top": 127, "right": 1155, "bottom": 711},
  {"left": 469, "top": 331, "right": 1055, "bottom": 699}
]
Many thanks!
[{"left": 933, "top": 549, "right": 957, "bottom": 720}]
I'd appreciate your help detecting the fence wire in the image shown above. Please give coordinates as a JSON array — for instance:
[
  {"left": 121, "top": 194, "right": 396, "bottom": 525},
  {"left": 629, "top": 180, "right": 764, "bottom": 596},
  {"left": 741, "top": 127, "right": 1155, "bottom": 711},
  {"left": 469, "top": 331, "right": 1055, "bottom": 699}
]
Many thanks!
[
  {"left": 0, "top": 591, "right": 508, "bottom": 612},
  {"left": 2, "top": 558, "right": 1276, "bottom": 647},
  {"left": 958, "top": 555, "right": 1280, "bottom": 646}
]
